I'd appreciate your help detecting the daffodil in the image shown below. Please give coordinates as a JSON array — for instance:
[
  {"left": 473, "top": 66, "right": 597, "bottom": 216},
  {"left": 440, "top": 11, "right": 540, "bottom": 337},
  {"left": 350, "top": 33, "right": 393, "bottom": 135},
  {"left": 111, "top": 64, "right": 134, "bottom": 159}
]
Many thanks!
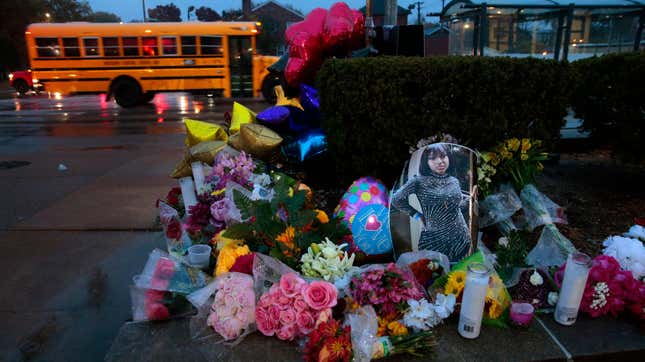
[
  {"left": 521, "top": 138, "right": 531, "bottom": 153},
  {"left": 507, "top": 138, "right": 520, "bottom": 152}
]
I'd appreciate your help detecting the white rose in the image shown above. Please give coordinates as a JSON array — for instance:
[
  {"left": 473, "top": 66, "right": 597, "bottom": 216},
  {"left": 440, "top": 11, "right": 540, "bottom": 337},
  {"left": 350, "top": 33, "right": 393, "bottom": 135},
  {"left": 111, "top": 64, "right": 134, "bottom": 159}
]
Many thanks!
[
  {"left": 548, "top": 292, "right": 558, "bottom": 306},
  {"left": 529, "top": 270, "right": 544, "bottom": 286}
]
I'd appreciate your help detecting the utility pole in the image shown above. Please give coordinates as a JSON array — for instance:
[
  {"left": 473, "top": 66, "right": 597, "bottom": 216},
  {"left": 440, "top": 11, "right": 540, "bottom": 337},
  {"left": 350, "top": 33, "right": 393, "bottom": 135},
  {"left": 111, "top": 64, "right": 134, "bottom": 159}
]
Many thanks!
[
  {"left": 142, "top": 0, "right": 147, "bottom": 22},
  {"left": 408, "top": 1, "right": 424, "bottom": 25}
]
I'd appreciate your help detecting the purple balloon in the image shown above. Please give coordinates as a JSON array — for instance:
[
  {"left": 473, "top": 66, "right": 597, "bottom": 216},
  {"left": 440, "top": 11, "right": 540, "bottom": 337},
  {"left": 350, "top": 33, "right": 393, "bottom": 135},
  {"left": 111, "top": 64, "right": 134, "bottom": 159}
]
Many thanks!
[
  {"left": 300, "top": 84, "right": 320, "bottom": 111},
  {"left": 257, "top": 106, "right": 290, "bottom": 126}
]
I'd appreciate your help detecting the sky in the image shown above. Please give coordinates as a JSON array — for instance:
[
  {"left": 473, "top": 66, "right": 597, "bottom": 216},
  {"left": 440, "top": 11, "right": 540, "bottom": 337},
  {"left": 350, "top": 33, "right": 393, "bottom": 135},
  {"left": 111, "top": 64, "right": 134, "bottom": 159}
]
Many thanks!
[{"left": 88, "top": 0, "right": 443, "bottom": 23}]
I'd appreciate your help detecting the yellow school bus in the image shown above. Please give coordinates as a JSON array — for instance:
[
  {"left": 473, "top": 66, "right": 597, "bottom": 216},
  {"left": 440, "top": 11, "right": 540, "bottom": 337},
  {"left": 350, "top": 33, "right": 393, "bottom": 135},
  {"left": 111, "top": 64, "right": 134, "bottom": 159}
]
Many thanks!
[{"left": 25, "top": 22, "right": 279, "bottom": 107}]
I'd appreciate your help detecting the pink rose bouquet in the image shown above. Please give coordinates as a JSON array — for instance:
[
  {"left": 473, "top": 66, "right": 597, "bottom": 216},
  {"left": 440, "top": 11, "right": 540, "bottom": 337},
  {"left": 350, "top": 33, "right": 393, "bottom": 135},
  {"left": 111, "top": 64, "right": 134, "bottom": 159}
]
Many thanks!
[
  {"left": 207, "top": 273, "right": 256, "bottom": 341},
  {"left": 555, "top": 255, "right": 645, "bottom": 320},
  {"left": 255, "top": 273, "right": 338, "bottom": 341}
]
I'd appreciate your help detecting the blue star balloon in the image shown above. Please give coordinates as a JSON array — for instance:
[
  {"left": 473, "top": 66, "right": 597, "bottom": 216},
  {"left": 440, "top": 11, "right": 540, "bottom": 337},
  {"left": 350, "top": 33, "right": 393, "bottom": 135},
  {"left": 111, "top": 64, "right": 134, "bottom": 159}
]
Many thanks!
[{"left": 282, "top": 128, "right": 328, "bottom": 162}]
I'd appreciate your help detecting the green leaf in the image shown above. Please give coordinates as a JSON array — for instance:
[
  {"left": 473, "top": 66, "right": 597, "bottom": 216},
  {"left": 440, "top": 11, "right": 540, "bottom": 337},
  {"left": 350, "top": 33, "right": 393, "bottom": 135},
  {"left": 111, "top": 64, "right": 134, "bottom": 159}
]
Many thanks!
[
  {"left": 222, "top": 223, "right": 252, "bottom": 240},
  {"left": 233, "top": 189, "right": 254, "bottom": 220}
]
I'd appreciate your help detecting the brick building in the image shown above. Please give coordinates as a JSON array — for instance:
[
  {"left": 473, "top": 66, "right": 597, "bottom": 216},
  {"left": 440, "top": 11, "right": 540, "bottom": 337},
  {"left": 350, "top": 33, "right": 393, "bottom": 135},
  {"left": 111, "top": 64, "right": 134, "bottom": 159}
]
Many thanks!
[{"left": 249, "top": 1, "right": 305, "bottom": 55}]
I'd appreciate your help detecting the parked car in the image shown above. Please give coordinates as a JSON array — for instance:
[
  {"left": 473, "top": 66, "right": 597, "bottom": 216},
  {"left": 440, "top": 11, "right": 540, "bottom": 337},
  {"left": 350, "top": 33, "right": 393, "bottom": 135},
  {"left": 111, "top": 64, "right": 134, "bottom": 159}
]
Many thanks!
[{"left": 8, "top": 70, "right": 42, "bottom": 94}]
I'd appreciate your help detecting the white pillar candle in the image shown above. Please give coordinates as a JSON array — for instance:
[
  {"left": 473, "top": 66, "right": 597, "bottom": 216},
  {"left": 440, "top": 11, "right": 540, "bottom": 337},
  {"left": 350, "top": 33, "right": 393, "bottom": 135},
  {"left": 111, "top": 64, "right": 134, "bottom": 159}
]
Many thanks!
[
  {"left": 458, "top": 262, "right": 491, "bottom": 339},
  {"left": 178, "top": 176, "right": 198, "bottom": 211},
  {"left": 555, "top": 252, "right": 591, "bottom": 326},
  {"left": 191, "top": 161, "right": 206, "bottom": 193}
]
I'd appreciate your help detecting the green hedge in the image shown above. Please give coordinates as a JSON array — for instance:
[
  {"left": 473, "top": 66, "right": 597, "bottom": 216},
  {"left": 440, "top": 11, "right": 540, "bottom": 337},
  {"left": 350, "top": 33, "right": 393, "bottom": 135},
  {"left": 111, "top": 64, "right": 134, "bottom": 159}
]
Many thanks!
[
  {"left": 317, "top": 56, "right": 572, "bottom": 185},
  {"left": 571, "top": 52, "right": 645, "bottom": 163}
]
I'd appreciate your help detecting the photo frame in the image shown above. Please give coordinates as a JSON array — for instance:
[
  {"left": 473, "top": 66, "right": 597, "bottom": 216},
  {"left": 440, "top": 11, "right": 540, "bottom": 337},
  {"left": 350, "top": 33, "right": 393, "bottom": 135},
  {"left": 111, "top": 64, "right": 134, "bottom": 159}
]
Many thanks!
[{"left": 389, "top": 143, "right": 478, "bottom": 262}]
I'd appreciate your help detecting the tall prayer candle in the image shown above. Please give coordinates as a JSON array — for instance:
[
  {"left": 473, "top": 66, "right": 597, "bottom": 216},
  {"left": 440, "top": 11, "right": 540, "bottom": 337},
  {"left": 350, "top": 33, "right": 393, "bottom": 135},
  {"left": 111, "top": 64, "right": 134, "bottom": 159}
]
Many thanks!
[
  {"left": 178, "top": 176, "right": 198, "bottom": 211},
  {"left": 191, "top": 161, "right": 206, "bottom": 193},
  {"left": 555, "top": 252, "right": 591, "bottom": 326},
  {"left": 458, "top": 262, "right": 491, "bottom": 339}
]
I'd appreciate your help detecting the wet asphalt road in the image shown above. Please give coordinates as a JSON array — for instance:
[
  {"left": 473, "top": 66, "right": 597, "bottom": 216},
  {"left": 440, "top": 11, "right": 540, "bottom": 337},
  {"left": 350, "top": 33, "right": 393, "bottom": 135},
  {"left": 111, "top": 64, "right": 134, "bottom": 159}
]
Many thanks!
[
  {"left": 0, "top": 91, "right": 267, "bottom": 361},
  {"left": 0, "top": 91, "right": 266, "bottom": 138}
]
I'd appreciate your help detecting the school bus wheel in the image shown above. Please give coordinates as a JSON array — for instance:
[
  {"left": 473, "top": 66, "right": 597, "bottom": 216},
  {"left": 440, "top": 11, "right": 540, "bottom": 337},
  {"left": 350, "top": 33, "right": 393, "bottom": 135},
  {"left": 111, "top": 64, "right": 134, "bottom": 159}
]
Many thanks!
[
  {"left": 110, "top": 77, "right": 142, "bottom": 108},
  {"left": 13, "top": 79, "right": 30, "bottom": 95},
  {"left": 139, "top": 92, "right": 155, "bottom": 104}
]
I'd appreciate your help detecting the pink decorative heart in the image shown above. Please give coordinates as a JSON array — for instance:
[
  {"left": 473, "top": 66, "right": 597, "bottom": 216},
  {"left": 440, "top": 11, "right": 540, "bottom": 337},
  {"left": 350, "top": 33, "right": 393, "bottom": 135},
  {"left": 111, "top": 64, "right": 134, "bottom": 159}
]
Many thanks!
[{"left": 365, "top": 215, "right": 381, "bottom": 231}]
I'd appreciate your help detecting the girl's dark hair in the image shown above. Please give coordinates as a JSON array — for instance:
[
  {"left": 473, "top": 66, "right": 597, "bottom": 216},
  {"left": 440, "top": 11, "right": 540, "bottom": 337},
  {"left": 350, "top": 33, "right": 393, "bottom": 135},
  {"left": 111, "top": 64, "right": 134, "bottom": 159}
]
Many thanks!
[{"left": 419, "top": 144, "right": 448, "bottom": 176}]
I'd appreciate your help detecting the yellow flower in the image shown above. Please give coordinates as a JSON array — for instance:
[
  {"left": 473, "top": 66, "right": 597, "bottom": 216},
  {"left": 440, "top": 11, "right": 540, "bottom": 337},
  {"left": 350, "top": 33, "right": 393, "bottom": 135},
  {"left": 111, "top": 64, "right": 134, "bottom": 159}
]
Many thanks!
[
  {"left": 521, "top": 138, "right": 531, "bottom": 153},
  {"left": 215, "top": 244, "right": 250, "bottom": 276},
  {"left": 487, "top": 299, "right": 503, "bottom": 319},
  {"left": 276, "top": 226, "right": 296, "bottom": 250},
  {"left": 315, "top": 210, "right": 329, "bottom": 224},
  {"left": 491, "top": 153, "right": 500, "bottom": 166},
  {"left": 448, "top": 270, "right": 467, "bottom": 286},
  {"left": 377, "top": 317, "right": 388, "bottom": 336},
  {"left": 445, "top": 278, "right": 464, "bottom": 296},
  {"left": 211, "top": 188, "right": 226, "bottom": 197},
  {"left": 387, "top": 321, "right": 408, "bottom": 336},
  {"left": 506, "top": 138, "right": 520, "bottom": 152},
  {"left": 521, "top": 153, "right": 529, "bottom": 161},
  {"left": 499, "top": 148, "right": 513, "bottom": 160}
]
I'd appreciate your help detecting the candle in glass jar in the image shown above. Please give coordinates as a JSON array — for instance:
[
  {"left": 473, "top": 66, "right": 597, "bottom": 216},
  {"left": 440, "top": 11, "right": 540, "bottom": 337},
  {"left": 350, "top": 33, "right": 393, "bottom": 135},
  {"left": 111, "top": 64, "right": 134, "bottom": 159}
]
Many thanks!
[
  {"left": 191, "top": 161, "right": 206, "bottom": 193},
  {"left": 458, "top": 262, "right": 491, "bottom": 339},
  {"left": 555, "top": 252, "right": 591, "bottom": 326},
  {"left": 178, "top": 176, "right": 198, "bottom": 211}
]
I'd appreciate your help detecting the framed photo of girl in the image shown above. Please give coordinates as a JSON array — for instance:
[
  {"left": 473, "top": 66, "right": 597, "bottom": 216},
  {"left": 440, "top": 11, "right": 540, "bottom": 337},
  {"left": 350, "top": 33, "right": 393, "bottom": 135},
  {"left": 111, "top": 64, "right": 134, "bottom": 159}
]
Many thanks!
[{"left": 389, "top": 143, "right": 478, "bottom": 262}]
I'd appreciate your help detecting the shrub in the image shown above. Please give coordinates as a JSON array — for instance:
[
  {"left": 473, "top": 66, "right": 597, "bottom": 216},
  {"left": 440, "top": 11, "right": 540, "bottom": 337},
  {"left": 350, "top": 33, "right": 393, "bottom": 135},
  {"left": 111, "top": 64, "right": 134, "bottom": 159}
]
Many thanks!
[
  {"left": 571, "top": 52, "right": 645, "bottom": 163},
  {"left": 317, "top": 56, "right": 572, "bottom": 185}
]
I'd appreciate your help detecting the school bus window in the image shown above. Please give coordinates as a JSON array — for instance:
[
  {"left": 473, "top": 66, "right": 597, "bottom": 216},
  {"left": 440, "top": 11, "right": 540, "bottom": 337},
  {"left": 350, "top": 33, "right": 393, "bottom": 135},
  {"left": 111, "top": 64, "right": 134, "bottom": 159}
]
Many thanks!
[
  {"left": 122, "top": 37, "right": 139, "bottom": 56},
  {"left": 162, "top": 36, "right": 177, "bottom": 55},
  {"left": 35, "top": 37, "right": 61, "bottom": 57},
  {"left": 200, "top": 36, "right": 222, "bottom": 55},
  {"left": 62, "top": 38, "right": 80, "bottom": 57},
  {"left": 103, "top": 37, "right": 119, "bottom": 56},
  {"left": 83, "top": 38, "right": 99, "bottom": 57},
  {"left": 181, "top": 36, "right": 197, "bottom": 55},
  {"left": 142, "top": 36, "right": 158, "bottom": 56}
]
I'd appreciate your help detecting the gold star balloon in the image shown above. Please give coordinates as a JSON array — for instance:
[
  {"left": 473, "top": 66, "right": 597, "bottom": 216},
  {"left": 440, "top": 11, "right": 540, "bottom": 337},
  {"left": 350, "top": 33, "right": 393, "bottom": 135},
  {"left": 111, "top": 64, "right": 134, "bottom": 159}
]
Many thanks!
[{"left": 184, "top": 118, "right": 228, "bottom": 147}]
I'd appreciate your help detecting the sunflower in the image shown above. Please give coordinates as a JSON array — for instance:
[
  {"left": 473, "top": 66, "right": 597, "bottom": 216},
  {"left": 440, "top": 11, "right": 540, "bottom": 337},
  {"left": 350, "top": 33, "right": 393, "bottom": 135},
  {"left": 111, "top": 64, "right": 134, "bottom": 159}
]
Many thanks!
[
  {"left": 444, "top": 278, "right": 464, "bottom": 296},
  {"left": 448, "top": 270, "right": 467, "bottom": 286},
  {"left": 487, "top": 298, "right": 503, "bottom": 319}
]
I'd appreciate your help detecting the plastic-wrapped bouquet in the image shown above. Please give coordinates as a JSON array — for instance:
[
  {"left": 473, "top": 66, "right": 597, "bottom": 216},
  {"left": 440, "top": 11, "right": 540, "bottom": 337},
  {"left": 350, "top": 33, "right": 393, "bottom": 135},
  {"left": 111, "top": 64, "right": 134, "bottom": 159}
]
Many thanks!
[
  {"left": 206, "top": 273, "right": 256, "bottom": 340},
  {"left": 349, "top": 263, "right": 424, "bottom": 317},
  {"left": 255, "top": 273, "right": 338, "bottom": 341},
  {"left": 300, "top": 237, "right": 355, "bottom": 282},
  {"left": 303, "top": 318, "right": 352, "bottom": 362},
  {"left": 402, "top": 294, "right": 455, "bottom": 331}
]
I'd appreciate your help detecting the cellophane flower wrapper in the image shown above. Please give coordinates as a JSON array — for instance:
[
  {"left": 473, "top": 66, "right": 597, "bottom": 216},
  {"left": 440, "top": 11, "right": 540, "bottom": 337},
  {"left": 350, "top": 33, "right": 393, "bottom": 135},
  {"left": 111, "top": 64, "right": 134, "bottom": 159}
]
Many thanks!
[
  {"left": 252, "top": 252, "right": 300, "bottom": 297},
  {"left": 187, "top": 272, "right": 256, "bottom": 345},
  {"left": 158, "top": 201, "right": 192, "bottom": 256},
  {"left": 526, "top": 224, "right": 576, "bottom": 268},
  {"left": 395, "top": 250, "right": 451, "bottom": 290},
  {"left": 479, "top": 185, "right": 522, "bottom": 229},
  {"left": 135, "top": 249, "right": 211, "bottom": 294},
  {"left": 130, "top": 283, "right": 192, "bottom": 322},
  {"left": 347, "top": 305, "right": 379, "bottom": 362},
  {"left": 519, "top": 184, "right": 567, "bottom": 231}
]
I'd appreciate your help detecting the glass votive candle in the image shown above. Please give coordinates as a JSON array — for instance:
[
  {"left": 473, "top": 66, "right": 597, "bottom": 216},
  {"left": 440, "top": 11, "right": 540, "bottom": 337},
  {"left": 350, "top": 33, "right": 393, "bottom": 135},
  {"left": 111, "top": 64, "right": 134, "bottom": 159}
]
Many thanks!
[{"left": 510, "top": 302, "right": 535, "bottom": 327}]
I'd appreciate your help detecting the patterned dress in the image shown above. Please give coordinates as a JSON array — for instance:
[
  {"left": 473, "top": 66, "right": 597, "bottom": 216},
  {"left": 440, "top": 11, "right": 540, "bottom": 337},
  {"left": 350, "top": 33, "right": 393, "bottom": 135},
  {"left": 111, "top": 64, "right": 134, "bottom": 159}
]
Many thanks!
[{"left": 392, "top": 173, "right": 471, "bottom": 261}]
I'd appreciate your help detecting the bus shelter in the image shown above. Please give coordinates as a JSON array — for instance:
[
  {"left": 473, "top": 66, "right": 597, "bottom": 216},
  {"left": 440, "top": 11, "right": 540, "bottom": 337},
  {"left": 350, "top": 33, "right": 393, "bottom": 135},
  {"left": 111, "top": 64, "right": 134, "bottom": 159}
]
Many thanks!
[{"left": 442, "top": 0, "right": 645, "bottom": 60}]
